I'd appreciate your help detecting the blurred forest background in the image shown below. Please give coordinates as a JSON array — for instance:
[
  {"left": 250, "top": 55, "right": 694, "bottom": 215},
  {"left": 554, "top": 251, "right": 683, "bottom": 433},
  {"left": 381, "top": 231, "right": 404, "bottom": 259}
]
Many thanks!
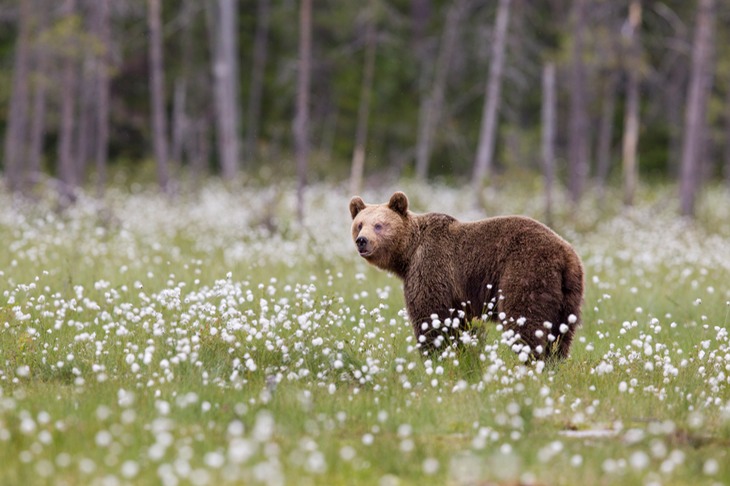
[{"left": 1, "top": 0, "right": 730, "bottom": 218}]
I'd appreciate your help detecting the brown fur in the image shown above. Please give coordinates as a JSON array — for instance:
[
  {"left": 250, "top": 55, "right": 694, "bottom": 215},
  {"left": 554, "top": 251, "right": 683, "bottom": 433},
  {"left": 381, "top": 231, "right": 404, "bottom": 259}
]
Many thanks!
[{"left": 349, "top": 192, "right": 584, "bottom": 359}]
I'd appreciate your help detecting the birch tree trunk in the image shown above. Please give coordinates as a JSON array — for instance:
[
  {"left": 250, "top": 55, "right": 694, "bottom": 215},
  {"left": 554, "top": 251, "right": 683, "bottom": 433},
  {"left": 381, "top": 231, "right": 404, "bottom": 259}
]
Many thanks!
[
  {"left": 171, "top": 78, "right": 187, "bottom": 170},
  {"left": 621, "top": 0, "right": 642, "bottom": 207},
  {"left": 595, "top": 71, "right": 618, "bottom": 197},
  {"left": 28, "top": 60, "right": 48, "bottom": 188},
  {"left": 3, "top": 0, "right": 32, "bottom": 192},
  {"left": 94, "top": 0, "right": 111, "bottom": 196},
  {"left": 666, "top": 64, "right": 686, "bottom": 178},
  {"left": 414, "top": 0, "right": 466, "bottom": 181},
  {"left": 349, "top": 0, "right": 377, "bottom": 196},
  {"left": 148, "top": 0, "right": 170, "bottom": 192},
  {"left": 295, "top": 0, "right": 312, "bottom": 222},
  {"left": 58, "top": 0, "right": 78, "bottom": 203},
  {"left": 541, "top": 63, "right": 556, "bottom": 226},
  {"left": 28, "top": 0, "right": 50, "bottom": 190},
  {"left": 171, "top": 0, "right": 196, "bottom": 172},
  {"left": 472, "top": 0, "right": 511, "bottom": 191},
  {"left": 208, "top": 0, "right": 241, "bottom": 180},
  {"left": 245, "top": 0, "right": 270, "bottom": 160},
  {"left": 725, "top": 80, "right": 730, "bottom": 188},
  {"left": 567, "top": 0, "right": 590, "bottom": 203},
  {"left": 76, "top": 55, "right": 96, "bottom": 185},
  {"left": 679, "top": 0, "right": 715, "bottom": 217}
]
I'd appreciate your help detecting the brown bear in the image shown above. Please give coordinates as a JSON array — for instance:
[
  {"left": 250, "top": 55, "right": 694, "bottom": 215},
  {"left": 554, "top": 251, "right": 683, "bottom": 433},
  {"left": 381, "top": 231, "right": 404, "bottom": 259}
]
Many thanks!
[{"left": 349, "top": 191, "right": 584, "bottom": 360}]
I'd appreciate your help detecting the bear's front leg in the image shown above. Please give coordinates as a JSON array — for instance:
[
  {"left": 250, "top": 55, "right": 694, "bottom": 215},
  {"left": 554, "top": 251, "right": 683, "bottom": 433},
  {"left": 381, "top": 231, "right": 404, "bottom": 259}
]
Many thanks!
[{"left": 403, "top": 278, "right": 461, "bottom": 355}]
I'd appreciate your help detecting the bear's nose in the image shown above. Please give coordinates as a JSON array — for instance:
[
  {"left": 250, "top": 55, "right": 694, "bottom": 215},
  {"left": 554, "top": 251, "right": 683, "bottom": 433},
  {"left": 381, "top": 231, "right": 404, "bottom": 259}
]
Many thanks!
[{"left": 356, "top": 236, "right": 368, "bottom": 250}]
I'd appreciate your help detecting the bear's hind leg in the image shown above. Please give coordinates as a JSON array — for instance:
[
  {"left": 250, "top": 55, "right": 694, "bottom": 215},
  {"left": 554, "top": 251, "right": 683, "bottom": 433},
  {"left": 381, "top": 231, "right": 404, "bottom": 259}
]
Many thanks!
[{"left": 497, "top": 271, "right": 564, "bottom": 360}]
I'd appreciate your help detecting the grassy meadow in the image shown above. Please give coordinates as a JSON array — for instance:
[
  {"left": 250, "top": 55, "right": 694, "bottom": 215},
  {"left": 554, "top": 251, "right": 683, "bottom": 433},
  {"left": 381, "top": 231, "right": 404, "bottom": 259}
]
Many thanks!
[{"left": 1, "top": 180, "right": 730, "bottom": 485}]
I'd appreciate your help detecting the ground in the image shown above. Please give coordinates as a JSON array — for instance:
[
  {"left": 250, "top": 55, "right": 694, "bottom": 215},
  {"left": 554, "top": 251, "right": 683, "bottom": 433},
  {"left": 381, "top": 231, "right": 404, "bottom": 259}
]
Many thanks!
[{"left": 0, "top": 180, "right": 729, "bottom": 485}]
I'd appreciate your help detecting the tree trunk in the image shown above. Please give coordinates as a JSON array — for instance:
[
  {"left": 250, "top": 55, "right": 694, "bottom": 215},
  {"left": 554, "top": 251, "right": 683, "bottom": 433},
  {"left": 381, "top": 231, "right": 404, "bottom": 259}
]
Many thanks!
[
  {"left": 414, "top": 0, "right": 466, "bottom": 181},
  {"left": 472, "top": 0, "right": 512, "bottom": 191},
  {"left": 595, "top": 71, "right": 618, "bottom": 196},
  {"left": 410, "top": 0, "right": 431, "bottom": 181},
  {"left": 148, "top": 0, "right": 170, "bottom": 193},
  {"left": 28, "top": 71, "right": 48, "bottom": 188},
  {"left": 93, "top": 0, "right": 111, "bottom": 196},
  {"left": 192, "top": 117, "right": 211, "bottom": 179},
  {"left": 621, "top": 0, "right": 642, "bottom": 207},
  {"left": 245, "top": 0, "right": 270, "bottom": 160},
  {"left": 541, "top": 62, "right": 556, "bottom": 226},
  {"left": 3, "top": 0, "right": 32, "bottom": 193},
  {"left": 725, "top": 75, "right": 730, "bottom": 188},
  {"left": 28, "top": 0, "right": 49, "bottom": 189},
  {"left": 567, "top": 0, "right": 590, "bottom": 203},
  {"left": 665, "top": 63, "right": 686, "bottom": 178},
  {"left": 171, "top": 78, "right": 188, "bottom": 169},
  {"left": 94, "top": 0, "right": 111, "bottom": 196},
  {"left": 349, "top": 0, "right": 377, "bottom": 196},
  {"left": 679, "top": 0, "right": 715, "bottom": 217},
  {"left": 208, "top": 0, "right": 241, "bottom": 180},
  {"left": 58, "top": 0, "right": 78, "bottom": 204},
  {"left": 75, "top": 55, "right": 96, "bottom": 185},
  {"left": 295, "top": 0, "right": 312, "bottom": 222},
  {"left": 170, "top": 0, "right": 196, "bottom": 173}
]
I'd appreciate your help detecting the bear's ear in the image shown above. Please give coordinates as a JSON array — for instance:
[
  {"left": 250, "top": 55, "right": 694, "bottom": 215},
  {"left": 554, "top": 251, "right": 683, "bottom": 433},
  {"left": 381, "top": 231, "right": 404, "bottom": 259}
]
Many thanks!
[
  {"left": 349, "top": 196, "right": 366, "bottom": 219},
  {"left": 388, "top": 192, "right": 409, "bottom": 216}
]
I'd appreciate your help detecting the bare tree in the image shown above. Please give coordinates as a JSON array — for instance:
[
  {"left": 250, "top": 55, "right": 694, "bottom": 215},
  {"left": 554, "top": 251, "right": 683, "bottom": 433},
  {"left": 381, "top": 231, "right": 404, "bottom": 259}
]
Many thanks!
[
  {"left": 621, "top": 0, "right": 642, "bottom": 206},
  {"left": 660, "top": 6, "right": 689, "bottom": 177},
  {"left": 94, "top": 0, "right": 111, "bottom": 196},
  {"left": 245, "top": 0, "right": 271, "bottom": 160},
  {"left": 170, "top": 78, "right": 187, "bottom": 171},
  {"left": 725, "top": 76, "right": 730, "bottom": 188},
  {"left": 28, "top": 0, "right": 50, "bottom": 189},
  {"left": 567, "top": 0, "right": 590, "bottom": 203},
  {"left": 208, "top": 0, "right": 241, "bottom": 180},
  {"left": 414, "top": 0, "right": 467, "bottom": 181},
  {"left": 171, "top": 1, "right": 193, "bottom": 170},
  {"left": 58, "top": 0, "right": 79, "bottom": 203},
  {"left": 148, "top": 0, "right": 170, "bottom": 192},
  {"left": 295, "top": 0, "right": 312, "bottom": 222},
  {"left": 472, "top": 0, "right": 511, "bottom": 192},
  {"left": 594, "top": 8, "right": 622, "bottom": 197},
  {"left": 595, "top": 72, "right": 619, "bottom": 196},
  {"left": 349, "top": 0, "right": 377, "bottom": 196},
  {"left": 541, "top": 62, "right": 556, "bottom": 225},
  {"left": 76, "top": 41, "right": 96, "bottom": 185},
  {"left": 3, "top": 0, "right": 32, "bottom": 192},
  {"left": 679, "top": 0, "right": 715, "bottom": 217}
]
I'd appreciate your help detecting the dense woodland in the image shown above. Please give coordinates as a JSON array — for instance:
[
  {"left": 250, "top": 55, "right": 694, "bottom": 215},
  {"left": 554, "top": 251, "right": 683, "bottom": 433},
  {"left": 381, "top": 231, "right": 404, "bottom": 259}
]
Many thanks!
[{"left": 1, "top": 0, "right": 730, "bottom": 217}]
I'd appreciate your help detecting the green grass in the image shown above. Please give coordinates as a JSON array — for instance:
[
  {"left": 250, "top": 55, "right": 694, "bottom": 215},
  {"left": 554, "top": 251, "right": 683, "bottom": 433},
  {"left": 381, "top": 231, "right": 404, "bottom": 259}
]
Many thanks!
[{"left": 1, "top": 181, "right": 730, "bottom": 485}]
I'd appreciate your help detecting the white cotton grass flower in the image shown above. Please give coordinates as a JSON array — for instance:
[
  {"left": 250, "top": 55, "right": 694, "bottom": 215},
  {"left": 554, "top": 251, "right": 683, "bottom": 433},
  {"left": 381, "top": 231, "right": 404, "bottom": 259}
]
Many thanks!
[
  {"left": 120, "top": 460, "right": 140, "bottom": 479},
  {"left": 204, "top": 451, "right": 225, "bottom": 468},
  {"left": 95, "top": 430, "right": 113, "bottom": 447},
  {"left": 629, "top": 451, "right": 649, "bottom": 470},
  {"left": 228, "top": 438, "right": 256, "bottom": 464},
  {"left": 19, "top": 417, "right": 36, "bottom": 435},
  {"left": 703, "top": 458, "right": 719, "bottom": 476},
  {"left": 422, "top": 457, "right": 439, "bottom": 475},
  {"left": 339, "top": 446, "right": 356, "bottom": 461}
]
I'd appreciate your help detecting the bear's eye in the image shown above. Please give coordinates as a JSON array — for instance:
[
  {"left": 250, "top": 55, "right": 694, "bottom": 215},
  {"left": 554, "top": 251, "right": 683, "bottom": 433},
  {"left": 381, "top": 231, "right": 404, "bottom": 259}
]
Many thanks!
[
  {"left": 374, "top": 223, "right": 383, "bottom": 232},
  {"left": 357, "top": 223, "right": 363, "bottom": 231}
]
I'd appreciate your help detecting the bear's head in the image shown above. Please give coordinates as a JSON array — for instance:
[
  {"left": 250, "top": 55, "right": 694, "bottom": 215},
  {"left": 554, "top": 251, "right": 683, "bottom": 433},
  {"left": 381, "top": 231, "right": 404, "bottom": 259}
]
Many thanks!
[{"left": 349, "top": 192, "right": 411, "bottom": 272}]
